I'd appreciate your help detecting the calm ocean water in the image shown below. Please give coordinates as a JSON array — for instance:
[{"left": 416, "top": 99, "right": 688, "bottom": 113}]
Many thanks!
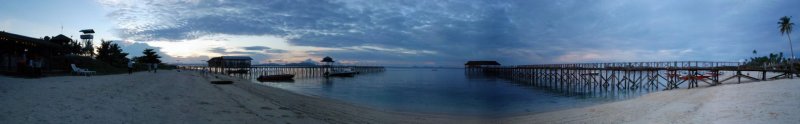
[{"left": 253, "top": 68, "right": 654, "bottom": 117}]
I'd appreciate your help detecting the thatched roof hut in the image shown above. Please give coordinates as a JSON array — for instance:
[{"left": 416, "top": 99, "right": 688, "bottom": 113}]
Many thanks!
[{"left": 321, "top": 56, "right": 334, "bottom": 63}]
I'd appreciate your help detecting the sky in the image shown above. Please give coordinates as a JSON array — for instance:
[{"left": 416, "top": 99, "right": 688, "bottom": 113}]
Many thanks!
[{"left": 1, "top": 0, "right": 799, "bottom": 67}]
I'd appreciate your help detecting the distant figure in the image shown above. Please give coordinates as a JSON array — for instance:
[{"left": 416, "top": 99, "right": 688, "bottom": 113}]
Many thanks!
[
  {"left": 147, "top": 63, "right": 153, "bottom": 72},
  {"left": 127, "top": 61, "right": 134, "bottom": 74},
  {"left": 33, "top": 57, "right": 43, "bottom": 77},
  {"left": 27, "top": 58, "right": 35, "bottom": 77},
  {"left": 153, "top": 64, "right": 158, "bottom": 73}
]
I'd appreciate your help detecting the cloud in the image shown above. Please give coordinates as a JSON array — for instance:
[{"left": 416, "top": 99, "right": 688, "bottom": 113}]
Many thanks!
[
  {"left": 110, "top": 40, "right": 210, "bottom": 63},
  {"left": 205, "top": 46, "right": 287, "bottom": 64},
  {"left": 242, "top": 46, "right": 270, "bottom": 51},
  {"left": 241, "top": 46, "right": 288, "bottom": 53},
  {"left": 99, "top": 0, "right": 800, "bottom": 66}
]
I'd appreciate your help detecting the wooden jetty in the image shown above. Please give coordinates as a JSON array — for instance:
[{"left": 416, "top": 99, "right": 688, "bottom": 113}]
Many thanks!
[
  {"left": 467, "top": 61, "right": 797, "bottom": 91},
  {"left": 181, "top": 65, "right": 385, "bottom": 80}
]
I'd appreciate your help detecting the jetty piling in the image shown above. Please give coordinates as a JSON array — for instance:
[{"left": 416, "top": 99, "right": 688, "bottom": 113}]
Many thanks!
[{"left": 467, "top": 61, "right": 795, "bottom": 93}]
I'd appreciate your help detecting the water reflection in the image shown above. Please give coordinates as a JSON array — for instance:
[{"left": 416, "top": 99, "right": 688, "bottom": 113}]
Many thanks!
[{"left": 253, "top": 68, "right": 652, "bottom": 117}]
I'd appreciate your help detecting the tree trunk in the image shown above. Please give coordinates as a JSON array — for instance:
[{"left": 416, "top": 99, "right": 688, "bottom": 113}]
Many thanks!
[
  {"left": 789, "top": 34, "right": 795, "bottom": 59},
  {"left": 789, "top": 34, "right": 797, "bottom": 78}
]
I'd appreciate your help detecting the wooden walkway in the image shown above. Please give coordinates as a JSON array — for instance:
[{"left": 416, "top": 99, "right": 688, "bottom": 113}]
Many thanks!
[
  {"left": 468, "top": 61, "right": 796, "bottom": 91},
  {"left": 181, "top": 65, "right": 385, "bottom": 79}
]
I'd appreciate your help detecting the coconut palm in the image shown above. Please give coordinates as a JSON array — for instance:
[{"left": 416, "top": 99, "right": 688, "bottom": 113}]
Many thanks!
[{"left": 778, "top": 16, "right": 795, "bottom": 59}]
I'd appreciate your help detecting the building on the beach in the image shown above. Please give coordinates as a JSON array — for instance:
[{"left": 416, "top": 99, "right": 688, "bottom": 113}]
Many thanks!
[
  {"left": 464, "top": 61, "right": 501, "bottom": 73},
  {"left": 464, "top": 61, "right": 501, "bottom": 68},
  {"left": 0, "top": 31, "right": 63, "bottom": 73},
  {"left": 207, "top": 56, "right": 253, "bottom": 68}
]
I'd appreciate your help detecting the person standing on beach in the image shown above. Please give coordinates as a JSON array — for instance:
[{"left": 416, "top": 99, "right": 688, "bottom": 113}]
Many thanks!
[
  {"left": 153, "top": 63, "right": 158, "bottom": 73},
  {"left": 127, "top": 60, "right": 134, "bottom": 74},
  {"left": 35, "top": 57, "right": 42, "bottom": 77}
]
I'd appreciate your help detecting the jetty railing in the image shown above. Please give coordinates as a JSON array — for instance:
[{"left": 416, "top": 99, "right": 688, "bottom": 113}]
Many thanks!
[
  {"left": 180, "top": 65, "right": 386, "bottom": 80},
  {"left": 468, "top": 61, "right": 796, "bottom": 92}
]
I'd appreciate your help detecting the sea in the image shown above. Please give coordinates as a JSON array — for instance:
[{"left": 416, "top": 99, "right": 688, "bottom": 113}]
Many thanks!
[{"left": 252, "top": 67, "right": 658, "bottom": 117}]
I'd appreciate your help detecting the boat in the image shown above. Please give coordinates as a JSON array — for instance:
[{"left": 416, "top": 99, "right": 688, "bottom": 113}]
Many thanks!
[
  {"left": 325, "top": 68, "right": 357, "bottom": 77},
  {"left": 257, "top": 74, "right": 295, "bottom": 81}
]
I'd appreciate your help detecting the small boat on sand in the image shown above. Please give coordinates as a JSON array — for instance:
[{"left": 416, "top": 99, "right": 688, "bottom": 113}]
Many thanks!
[{"left": 258, "top": 74, "right": 295, "bottom": 81}]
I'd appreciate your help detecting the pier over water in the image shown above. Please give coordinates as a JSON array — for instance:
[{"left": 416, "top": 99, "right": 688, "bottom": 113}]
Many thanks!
[{"left": 467, "top": 61, "right": 797, "bottom": 92}]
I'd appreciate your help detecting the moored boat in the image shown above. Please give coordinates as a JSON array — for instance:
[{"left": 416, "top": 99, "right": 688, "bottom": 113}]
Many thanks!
[
  {"left": 258, "top": 74, "right": 295, "bottom": 81},
  {"left": 325, "top": 68, "right": 357, "bottom": 77}
]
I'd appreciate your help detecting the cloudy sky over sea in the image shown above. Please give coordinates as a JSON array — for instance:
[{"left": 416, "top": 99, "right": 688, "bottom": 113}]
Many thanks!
[{"left": 1, "top": 0, "right": 799, "bottom": 66}]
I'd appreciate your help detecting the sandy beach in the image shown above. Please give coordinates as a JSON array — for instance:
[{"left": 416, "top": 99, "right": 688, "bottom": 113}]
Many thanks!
[
  {"left": 0, "top": 71, "right": 332, "bottom": 124},
  {"left": 0, "top": 71, "right": 485, "bottom": 124},
  {"left": 502, "top": 78, "right": 800, "bottom": 124},
  {"left": 1, "top": 71, "right": 799, "bottom": 124}
]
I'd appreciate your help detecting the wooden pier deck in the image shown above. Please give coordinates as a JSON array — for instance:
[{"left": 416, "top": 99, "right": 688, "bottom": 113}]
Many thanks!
[
  {"left": 468, "top": 61, "right": 796, "bottom": 91},
  {"left": 180, "top": 65, "right": 386, "bottom": 80}
]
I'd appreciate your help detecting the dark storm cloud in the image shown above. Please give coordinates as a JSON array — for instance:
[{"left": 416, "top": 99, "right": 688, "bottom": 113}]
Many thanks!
[{"left": 102, "top": 0, "right": 800, "bottom": 65}]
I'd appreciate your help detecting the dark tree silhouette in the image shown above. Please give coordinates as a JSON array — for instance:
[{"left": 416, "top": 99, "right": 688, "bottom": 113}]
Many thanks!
[
  {"left": 745, "top": 52, "right": 787, "bottom": 67},
  {"left": 133, "top": 49, "right": 161, "bottom": 64},
  {"left": 96, "top": 40, "right": 130, "bottom": 67},
  {"left": 83, "top": 40, "right": 95, "bottom": 57},
  {"left": 48, "top": 34, "right": 82, "bottom": 55},
  {"left": 778, "top": 16, "right": 795, "bottom": 58}
]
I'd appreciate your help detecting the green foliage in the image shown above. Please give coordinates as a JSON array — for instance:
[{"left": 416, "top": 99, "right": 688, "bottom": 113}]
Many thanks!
[
  {"left": 82, "top": 40, "right": 94, "bottom": 56},
  {"left": 95, "top": 40, "right": 130, "bottom": 67},
  {"left": 778, "top": 16, "right": 796, "bottom": 58},
  {"left": 779, "top": 16, "right": 794, "bottom": 35},
  {"left": 744, "top": 52, "right": 788, "bottom": 66},
  {"left": 133, "top": 49, "right": 161, "bottom": 64},
  {"left": 66, "top": 41, "right": 83, "bottom": 55}
]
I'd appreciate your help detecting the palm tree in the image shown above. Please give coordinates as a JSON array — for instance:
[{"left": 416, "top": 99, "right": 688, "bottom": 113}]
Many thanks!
[{"left": 778, "top": 16, "right": 795, "bottom": 59}]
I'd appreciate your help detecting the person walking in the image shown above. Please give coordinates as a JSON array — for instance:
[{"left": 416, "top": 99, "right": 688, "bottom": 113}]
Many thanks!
[{"left": 127, "top": 60, "right": 134, "bottom": 74}]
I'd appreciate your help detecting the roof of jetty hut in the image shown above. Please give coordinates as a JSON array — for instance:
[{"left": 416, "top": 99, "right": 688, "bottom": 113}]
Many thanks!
[
  {"left": 464, "top": 61, "right": 501, "bottom": 66},
  {"left": 321, "top": 56, "right": 334, "bottom": 63}
]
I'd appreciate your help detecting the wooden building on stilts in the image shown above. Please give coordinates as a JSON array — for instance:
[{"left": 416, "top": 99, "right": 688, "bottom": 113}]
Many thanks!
[
  {"left": 464, "top": 61, "right": 501, "bottom": 73},
  {"left": 207, "top": 56, "right": 252, "bottom": 75}
]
